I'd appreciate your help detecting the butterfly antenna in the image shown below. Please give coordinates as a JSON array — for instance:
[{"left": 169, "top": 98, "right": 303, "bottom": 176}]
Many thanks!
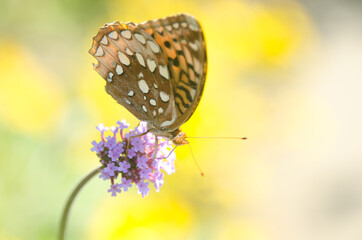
[
  {"left": 186, "top": 136, "right": 247, "bottom": 140},
  {"left": 188, "top": 143, "right": 204, "bottom": 177}
]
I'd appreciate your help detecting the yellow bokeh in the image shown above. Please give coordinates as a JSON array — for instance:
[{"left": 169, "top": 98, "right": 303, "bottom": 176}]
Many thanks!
[
  {"left": 87, "top": 195, "right": 192, "bottom": 239},
  {"left": 0, "top": 41, "right": 64, "bottom": 136},
  {"left": 202, "top": 0, "right": 312, "bottom": 69},
  {"left": 0, "top": 231, "right": 19, "bottom": 240},
  {"left": 6, "top": 0, "right": 361, "bottom": 239}
]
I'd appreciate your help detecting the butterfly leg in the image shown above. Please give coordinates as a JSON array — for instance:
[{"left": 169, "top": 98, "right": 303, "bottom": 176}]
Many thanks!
[
  {"left": 125, "top": 131, "right": 149, "bottom": 161},
  {"left": 156, "top": 146, "right": 177, "bottom": 160},
  {"left": 153, "top": 136, "right": 158, "bottom": 160}
]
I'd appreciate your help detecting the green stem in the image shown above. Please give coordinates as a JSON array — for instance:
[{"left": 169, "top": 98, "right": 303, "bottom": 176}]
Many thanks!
[{"left": 59, "top": 166, "right": 101, "bottom": 240}]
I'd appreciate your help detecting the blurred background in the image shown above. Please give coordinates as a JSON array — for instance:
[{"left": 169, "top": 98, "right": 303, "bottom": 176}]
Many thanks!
[{"left": 1, "top": 0, "right": 362, "bottom": 239}]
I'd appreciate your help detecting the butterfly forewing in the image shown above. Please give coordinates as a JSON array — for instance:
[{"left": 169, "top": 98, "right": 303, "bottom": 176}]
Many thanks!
[
  {"left": 89, "top": 13, "right": 207, "bottom": 138},
  {"left": 89, "top": 21, "right": 176, "bottom": 125}
]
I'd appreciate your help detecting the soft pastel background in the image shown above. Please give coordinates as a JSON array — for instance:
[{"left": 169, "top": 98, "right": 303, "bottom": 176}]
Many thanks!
[{"left": 1, "top": 0, "right": 362, "bottom": 239}]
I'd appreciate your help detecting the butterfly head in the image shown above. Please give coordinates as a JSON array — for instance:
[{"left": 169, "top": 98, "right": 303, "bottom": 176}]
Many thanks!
[
  {"left": 147, "top": 124, "right": 189, "bottom": 146},
  {"left": 171, "top": 129, "right": 189, "bottom": 146}
]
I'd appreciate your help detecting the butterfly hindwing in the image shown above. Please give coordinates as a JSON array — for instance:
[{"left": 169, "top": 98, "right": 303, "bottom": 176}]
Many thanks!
[{"left": 140, "top": 13, "right": 207, "bottom": 131}]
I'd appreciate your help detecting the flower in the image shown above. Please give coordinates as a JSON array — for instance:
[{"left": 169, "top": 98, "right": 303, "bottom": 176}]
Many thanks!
[
  {"left": 118, "top": 161, "right": 130, "bottom": 173},
  {"left": 110, "top": 126, "right": 119, "bottom": 137},
  {"left": 103, "top": 162, "right": 118, "bottom": 177},
  {"left": 99, "top": 168, "right": 111, "bottom": 180},
  {"left": 96, "top": 123, "right": 109, "bottom": 140},
  {"left": 108, "top": 184, "right": 121, "bottom": 197},
  {"left": 136, "top": 155, "right": 148, "bottom": 169},
  {"left": 127, "top": 148, "right": 137, "bottom": 159},
  {"left": 91, "top": 140, "right": 104, "bottom": 153},
  {"left": 136, "top": 122, "right": 148, "bottom": 134},
  {"left": 117, "top": 119, "right": 130, "bottom": 130},
  {"left": 91, "top": 120, "right": 176, "bottom": 197},
  {"left": 104, "top": 136, "right": 117, "bottom": 149},
  {"left": 120, "top": 177, "right": 132, "bottom": 191},
  {"left": 107, "top": 144, "right": 123, "bottom": 162},
  {"left": 151, "top": 171, "right": 165, "bottom": 192},
  {"left": 137, "top": 181, "right": 150, "bottom": 198},
  {"left": 139, "top": 168, "right": 152, "bottom": 179}
]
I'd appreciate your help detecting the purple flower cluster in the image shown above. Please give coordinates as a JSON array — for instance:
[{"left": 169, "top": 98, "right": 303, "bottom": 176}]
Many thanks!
[{"left": 91, "top": 120, "right": 176, "bottom": 197}]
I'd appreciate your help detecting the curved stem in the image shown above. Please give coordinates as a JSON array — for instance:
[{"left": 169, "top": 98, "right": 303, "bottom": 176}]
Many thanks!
[{"left": 59, "top": 166, "right": 101, "bottom": 240}]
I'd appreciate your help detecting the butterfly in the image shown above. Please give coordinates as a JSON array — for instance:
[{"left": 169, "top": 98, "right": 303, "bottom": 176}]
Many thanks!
[{"left": 89, "top": 13, "right": 207, "bottom": 146}]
